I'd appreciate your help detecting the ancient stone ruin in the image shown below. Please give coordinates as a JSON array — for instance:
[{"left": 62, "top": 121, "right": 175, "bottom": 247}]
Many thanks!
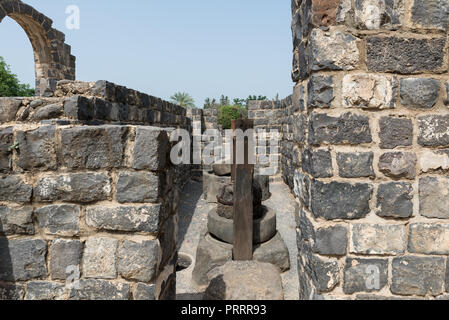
[{"left": 2, "top": 0, "right": 449, "bottom": 300}]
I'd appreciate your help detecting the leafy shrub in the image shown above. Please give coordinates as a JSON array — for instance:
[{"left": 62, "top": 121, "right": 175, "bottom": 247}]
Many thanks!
[{"left": 218, "top": 105, "right": 247, "bottom": 129}]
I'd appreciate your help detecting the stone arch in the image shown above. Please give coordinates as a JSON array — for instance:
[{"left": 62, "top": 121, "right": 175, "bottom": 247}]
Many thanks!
[{"left": 0, "top": 0, "right": 76, "bottom": 96}]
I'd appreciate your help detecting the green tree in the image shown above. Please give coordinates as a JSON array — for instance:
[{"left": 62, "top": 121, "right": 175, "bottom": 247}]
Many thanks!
[
  {"left": 170, "top": 92, "right": 196, "bottom": 108},
  {"left": 218, "top": 105, "right": 248, "bottom": 130},
  {"left": 0, "top": 56, "right": 34, "bottom": 97}
]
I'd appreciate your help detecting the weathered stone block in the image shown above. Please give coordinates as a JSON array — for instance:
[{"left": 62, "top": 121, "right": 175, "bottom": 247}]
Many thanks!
[
  {"left": 35, "top": 204, "right": 80, "bottom": 236},
  {"left": 0, "top": 98, "right": 21, "bottom": 122},
  {"left": 0, "top": 206, "right": 34, "bottom": 235},
  {"left": 343, "top": 258, "right": 388, "bottom": 294},
  {"left": 293, "top": 170, "right": 310, "bottom": 208},
  {"left": 337, "top": 152, "right": 374, "bottom": 178},
  {"left": 311, "top": 180, "right": 373, "bottom": 220},
  {"left": 309, "top": 28, "right": 359, "bottom": 71},
  {"left": 379, "top": 116, "right": 413, "bottom": 149},
  {"left": 350, "top": 224, "right": 406, "bottom": 255},
  {"left": 409, "top": 223, "right": 449, "bottom": 254},
  {"left": 379, "top": 152, "right": 417, "bottom": 180},
  {"left": 133, "top": 127, "right": 169, "bottom": 170},
  {"left": 411, "top": 0, "right": 449, "bottom": 30},
  {"left": 69, "top": 280, "right": 130, "bottom": 300},
  {"left": 0, "top": 127, "right": 13, "bottom": 173},
  {"left": 400, "top": 78, "right": 440, "bottom": 109},
  {"left": 0, "top": 284, "right": 24, "bottom": 300},
  {"left": 133, "top": 283, "right": 155, "bottom": 300},
  {"left": 117, "top": 240, "right": 159, "bottom": 282},
  {"left": 342, "top": 74, "right": 397, "bottom": 109},
  {"left": 419, "top": 176, "right": 449, "bottom": 219},
  {"left": 308, "top": 112, "right": 372, "bottom": 146},
  {"left": 83, "top": 238, "right": 118, "bottom": 279},
  {"left": 86, "top": 205, "right": 161, "bottom": 233},
  {"left": 31, "top": 104, "right": 63, "bottom": 121},
  {"left": 304, "top": 253, "right": 340, "bottom": 293},
  {"left": 313, "top": 226, "right": 347, "bottom": 256},
  {"left": 418, "top": 115, "right": 449, "bottom": 147},
  {"left": 291, "top": 114, "right": 306, "bottom": 144},
  {"left": 354, "top": 0, "right": 405, "bottom": 29},
  {"left": 49, "top": 240, "right": 83, "bottom": 280},
  {"left": 376, "top": 182, "right": 413, "bottom": 219},
  {"left": 34, "top": 173, "right": 111, "bottom": 203},
  {"left": 116, "top": 172, "right": 159, "bottom": 203},
  {"left": 0, "top": 175, "right": 32, "bottom": 203},
  {"left": 302, "top": 149, "right": 333, "bottom": 178},
  {"left": 63, "top": 95, "right": 94, "bottom": 120},
  {"left": 366, "top": 36, "right": 446, "bottom": 74},
  {"left": 392, "top": 256, "right": 445, "bottom": 296},
  {"left": 61, "top": 126, "right": 128, "bottom": 169},
  {"left": 0, "top": 239, "right": 47, "bottom": 281},
  {"left": 25, "top": 281, "right": 66, "bottom": 300},
  {"left": 16, "top": 126, "right": 57, "bottom": 171},
  {"left": 307, "top": 74, "right": 334, "bottom": 108},
  {"left": 419, "top": 149, "right": 449, "bottom": 173}
]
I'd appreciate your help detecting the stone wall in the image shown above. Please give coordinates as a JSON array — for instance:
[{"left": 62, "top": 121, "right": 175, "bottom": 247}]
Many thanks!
[
  {"left": 0, "top": 81, "right": 190, "bottom": 300},
  {"left": 290, "top": 0, "right": 449, "bottom": 300}
]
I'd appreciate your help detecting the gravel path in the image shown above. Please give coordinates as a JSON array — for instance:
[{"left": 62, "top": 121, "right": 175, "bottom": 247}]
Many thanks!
[{"left": 176, "top": 179, "right": 299, "bottom": 300}]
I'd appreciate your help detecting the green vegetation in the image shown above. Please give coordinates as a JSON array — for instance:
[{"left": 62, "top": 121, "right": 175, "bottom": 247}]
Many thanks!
[
  {"left": 170, "top": 92, "right": 196, "bottom": 108},
  {"left": 0, "top": 56, "right": 34, "bottom": 97}
]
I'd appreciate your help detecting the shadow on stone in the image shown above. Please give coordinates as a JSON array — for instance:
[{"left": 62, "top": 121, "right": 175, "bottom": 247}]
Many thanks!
[
  {"left": 0, "top": 218, "right": 18, "bottom": 300},
  {"left": 178, "top": 180, "right": 204, "bottom": 247}
]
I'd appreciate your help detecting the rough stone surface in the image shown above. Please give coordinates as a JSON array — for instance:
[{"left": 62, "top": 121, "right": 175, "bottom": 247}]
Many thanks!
[
  {"left": 212, "top": 164, "right": 231, "bottom": 176},
  {"left": 116, "top": 172, "right": 159, "bottom": 203},
  {"left": 133, "top": 127, "right": 169, "bottom": 170},
  {"left": 31, "top": 104, "right": 63, "bottom": 121},
  {"left": 0, "top": 98, "right": 21, "bottom": 122},
  {"left": 0, "top": 127, "right": 13, "bottom": 173},
  {"left": 342, "top": 74, "right": 397, "bottom": 109},
  {"left": 343, "top": 258, "right": 389, "bottom": 294},
  {"left": 25, "top": 281, "right": 66, "bottom": 300},
  {"left": 0, "top": 283, "right": 24, "bottom": 300},
  {"left": 69, "top": 280, "right": 130, "bottom": 300},
  {"left": 302, "top": 248, "right": 340, "bottom": 293},
  {"left": 419, "top": 176, "right": 449, "bottom": 219},
  {"left": 293, "top": 170, "right": 310, "bottom": 208},
  {"left": 409, "top": 223, "right": 449, "bottom": 254},
  {"left": 337, "top": 152, "right": 374, "bottom": 178},
  {"left": 313, "top": 226, "right": 348, "bottom": 256},
  {"left": 418, "top": 115, "right": 449, "bottom": 147},
  {"left": 366, "top": 36, "right": 446, "bottom": 74},
  {"left": 217, "top": 203, "right": 233, "bottom": 220},
  {"left": 117, "top": 240, "right": 159, "bottom": 282},
  {"left": 0, "top": 175, "right": 32, "bottom": 203},
  {"left": 302, "top": 149, "right": 333, "bottom": 178},
  {"left": 86, "top": 205, "right": 161, "bottom": 233},
  {"left": 35, "top": 204, "right": 80, "bottom": 236},
  {"left": 311, "top": 180, "right": 373, "bottom": 220},
  {"left": 49, "top": 240, "right": 83, "bottom": 280},
  {"left": 350, "top": 224, "right": 406, "bottom": 255},
  {"left": 376, "top": 182, "right": 413, "bottom": 219},
  {"left": 379, "top": 152, "right": 417, "bottom": 180},
  {"left": 0, "top": 206, "right": 34, "bottom": 235},
  {"left": 411, "top": 0, "right": 449, "bottom": 30},
  {"left": 392, "top": 256, "right": 445, "bottom": 296},
  {"left": 83, "top": 238, "right": 118, "bottom": 279},
  {"left": 379, "top": 116, "right": 413, "bottom": 149},
  {"left": 34, "top": 173, "right": 111, "bottom": 203},
  {"left": 354, "top": 0, "right": 405, "bottom": 30},
  {"left": 400, "top": 78, "right": 440, "bottom": 109},
  {"left": 133, "top": 283, "right": 155, "bottom": 300},
  {"left": 16, "top": 126, "right": 57, "bottom": 171},
  {"left": 307, "top": 74, "right": 334, "bottom": 108},
  {"left": 0, "top": 239, "right": 47, "bottom": 281},
  {"left": 204, "top": 261, "right": 284, "bottom": 300}
]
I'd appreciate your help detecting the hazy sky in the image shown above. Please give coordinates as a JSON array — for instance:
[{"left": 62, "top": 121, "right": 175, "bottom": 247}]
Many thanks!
[{"left": 0, "top": 0, "right": 293, "bottom": 107}]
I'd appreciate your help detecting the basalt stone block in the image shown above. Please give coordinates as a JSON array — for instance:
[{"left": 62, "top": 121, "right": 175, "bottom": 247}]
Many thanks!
[
  {"left": 311, "top": 180, "right": 373, "bottom": 220},
  {"left": 0, "top": 98, "right": 21, "bottom": 122},
  {"left": 291, "top": 113, "right": 307, "bottom": 144},
  {"left": 0, "top": 284, "right": 24, "bottom": 300},
  {"left": 116, "top": 172, "right": 160, "bottom": 203},
  {"left": 25, "top": 281, "right": 66, "bottom": 300},
  {"left": 311, "top": 0, "right": 342, "bottom": 27},
  {"left": 308, "top": 112, "right": 372, "bottom": 146},
  {"left": 376, "top": 182, "right": 413, "bottom": 219},
  {"left": 309, "top": 28, "right": 359, "bottom": 71},
  {"left": 133, "top": 283, "right": 155, "bottom": 300},
  {"left": 343, "top": 258, "right": 389, "bottom": 294},
  {"left": 411, "top": 0, "right": 449, "bottom": 30},
  {"left": 304, "top": 253, "right": 340, "bottom": 293},
  {"left": 0, "top": 127, "right": 13, "bottom": 173},
  {"left": 69, "top": 280, "right": 130, "bottom": 300},
  {"left": 0, "top": 206, "right": 34, "bottom": 235},
  {"left": 392, "top": 256, "right": 445, "bottom": 296},
  {"left": 16, "top": 126, "right": 57, "bottom": 171},
  {"left": 34, "top": 173, "right": 111, "bottom": 203},
  {"left": 49, "top": 239, "right": 83, "bottom": 280},
  {"left": 83, "top": 238, "right": 118, "bottom": 279},
  {"left": 86, "top": 205, "right": 161, "bottom": 233},
  {"left": 379, "top": 152, "right": 417, "bottom": 180},
  {"left": 293, "top": 170, "right": 310, "bottom": 209},
  {"left": 117, "top": 240, "right": 159, "bottom": 282},
  {"left": 302, "top": 149, "right": 333, "bottom": 178},
  {"left": 313, "top": 226, "right": 348, "bottom": 256},
  {"left": 350, "top": 224, "right": 406, "bottom": 255},
  {"left": 0, "top": 239, "right": 47, "bottom": 281},
  {"left": 379, "top": 117, "right": 413, "bottom": 149},
  {"left": 366, "top": 36, "right": 446, "bottom": 74},
  {"left": 337, "top": 152, "right": 374, "bottom": 178},
  {"left": 61, "top": 126, "right": 128, "bottom": 170},
  {"left": 419, "top": 176, "right": 449, "bottom": 219},
  {"left": 342, "top": 73, "right": 397, "bottom": 109},
  {"left": 133, "top": 127, "right": 169, "bottom": 171},
  {"left": 0, "top": 175, "right": 32, "bottom": 203},
  {"left": 409, "top": 223, "right": 449, "bottom": 254},
  {"left": 31, "top": 104, "right": 63, "bottom": 121},
  {"left": 307, "top": 74, "right": 334, "bottom": 108},
  {"left": 418, "top": 115, "right": 449, "bottom": 147},
  {"left": 35, "top": 204, "right": 80, "bottom": 236},
  {"left": 354, "top": 0, "right": 405, "bottom": 29},
  {"left": 400, "top": 78, "right": 440, "bottom": 109},
  {"left": 63, "top": 95, "right": 94, "bottom": 120}
]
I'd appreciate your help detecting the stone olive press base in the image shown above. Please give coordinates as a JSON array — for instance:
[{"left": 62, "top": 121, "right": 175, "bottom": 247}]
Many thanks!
[{"left": 191, "top": 231, "right": 290, "bottom": 290}]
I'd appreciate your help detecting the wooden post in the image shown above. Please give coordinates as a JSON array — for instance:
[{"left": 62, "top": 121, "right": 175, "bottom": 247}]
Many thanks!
[{"left": 232, "top": 119, "right": 254, "bottom": 261}]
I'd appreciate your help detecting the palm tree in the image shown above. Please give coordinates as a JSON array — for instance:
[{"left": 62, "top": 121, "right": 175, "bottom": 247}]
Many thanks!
[{"left": 170, "top": 92, "right": 195, "bottom": 108}]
